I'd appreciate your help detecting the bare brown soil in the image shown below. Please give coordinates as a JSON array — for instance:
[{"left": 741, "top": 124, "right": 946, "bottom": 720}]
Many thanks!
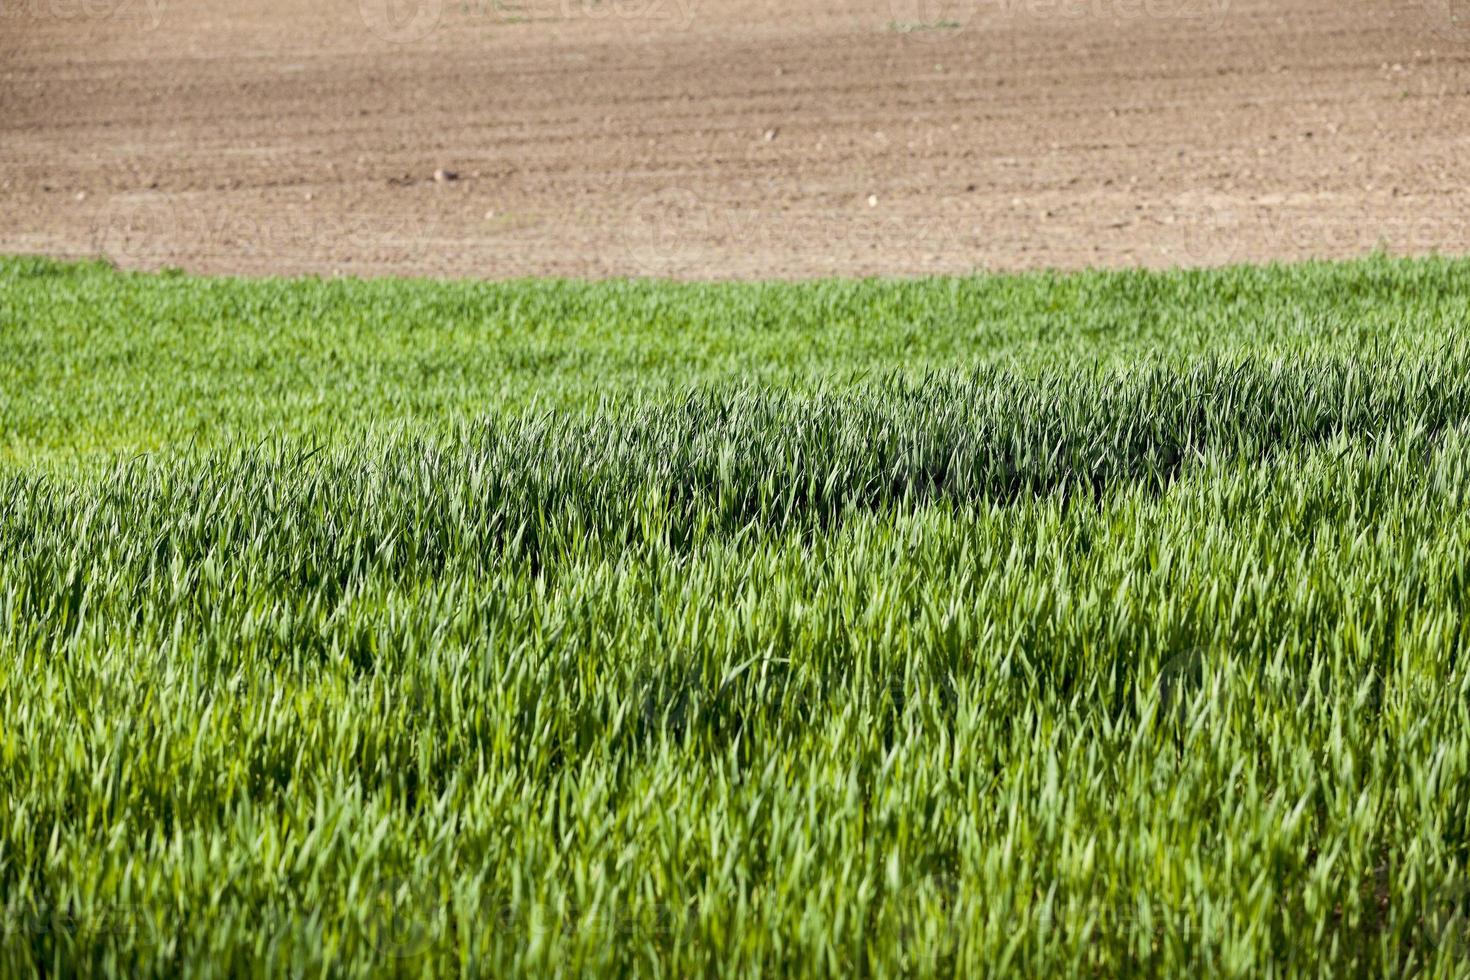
[{"left": 3, "top": 0, "right": 1468, "bottom": 279}]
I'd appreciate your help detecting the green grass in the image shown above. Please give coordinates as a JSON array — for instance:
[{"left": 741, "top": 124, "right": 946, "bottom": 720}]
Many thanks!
[{"left": 2, "top": 255, "right": 1469, "bottom": 976}]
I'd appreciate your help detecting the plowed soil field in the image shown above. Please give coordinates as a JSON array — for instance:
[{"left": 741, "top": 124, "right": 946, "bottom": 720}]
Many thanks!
[{"left": 3, "top": 0, "right": 1468, "bottom": 278}]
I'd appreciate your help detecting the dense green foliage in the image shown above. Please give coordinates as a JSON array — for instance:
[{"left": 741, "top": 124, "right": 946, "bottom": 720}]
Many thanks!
[{"left": 2, "top": 256, "right": 1469, "bottom": 976}]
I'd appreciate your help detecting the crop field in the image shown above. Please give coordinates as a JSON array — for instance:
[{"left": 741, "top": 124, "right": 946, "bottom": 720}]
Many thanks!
[
  {"left": 3, "top": 254, "right": 1470, "bottom": 976},
  {"left": 7, "top": 0, "right": 1470, "bottom": 280}
]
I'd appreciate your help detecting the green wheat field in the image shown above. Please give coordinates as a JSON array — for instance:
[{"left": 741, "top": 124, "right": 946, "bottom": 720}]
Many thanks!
[{"left": 2, "top": 255, "right": 1469, "bottom": 975}]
